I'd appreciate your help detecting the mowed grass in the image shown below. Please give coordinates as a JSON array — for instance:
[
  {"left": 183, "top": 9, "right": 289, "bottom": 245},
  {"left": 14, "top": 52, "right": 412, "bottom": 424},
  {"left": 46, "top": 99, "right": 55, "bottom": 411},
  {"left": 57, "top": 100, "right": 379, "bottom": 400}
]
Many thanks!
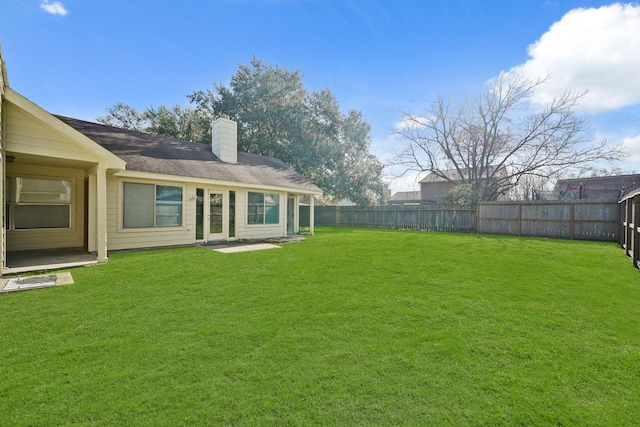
[{"left": 1, "top": 227, "right": 640, "bottom": 426}]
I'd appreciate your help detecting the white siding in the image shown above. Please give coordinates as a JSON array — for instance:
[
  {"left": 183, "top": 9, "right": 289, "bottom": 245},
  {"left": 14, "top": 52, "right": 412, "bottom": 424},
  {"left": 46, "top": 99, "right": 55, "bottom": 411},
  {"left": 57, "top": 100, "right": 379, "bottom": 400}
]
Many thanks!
[
  {"left": 211, "top": 118, "right": 237, "bottom": 164},
  {"left": 6, "top": 164, "right": 85, "bottom": 251},
  {"left": 1, "top": 64, "right": 6, "bottom": 269},
  {"left": 106, "top": 176, "right": 196, "bottom": 251},
  {"left": 235, "top": 189, "right": 288, "bottom": 240},
  {"left": 106, "top": 178, "right": 291, "bottom": 250},
  {"left": 4, "top": 104, "right": 100, "bottom": 162}
]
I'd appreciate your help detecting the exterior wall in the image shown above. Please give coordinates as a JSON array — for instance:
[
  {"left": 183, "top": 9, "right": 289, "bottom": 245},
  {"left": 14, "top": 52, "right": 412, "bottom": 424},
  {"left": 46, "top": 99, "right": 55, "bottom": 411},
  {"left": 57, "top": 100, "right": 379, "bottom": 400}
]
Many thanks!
[
  {"left": 0, "top": 56, "right": 8, "bottom": 269},
  {"left": 1, "top": 57, "right": 6, "bottom": 269},
  {"left": 4, "top": 103, "right": 100, "bottom": 163},
  {"left": 106, "top": 174, "right": 292, "bottom": 250},
  {"left": 234, "top": 188, "right": 288, "bottom": 240},
  {"left": 5, "top": 163, "right": 85, "bottom": 250},
  {"left": 2, "top": 102, "right": 108, "bottom": 252},
  {"left": 421, "top": 181, "right": 453, "bottom": 203},
  {"left": 106, "top": 176, "right": 196, "bottom": 251}
]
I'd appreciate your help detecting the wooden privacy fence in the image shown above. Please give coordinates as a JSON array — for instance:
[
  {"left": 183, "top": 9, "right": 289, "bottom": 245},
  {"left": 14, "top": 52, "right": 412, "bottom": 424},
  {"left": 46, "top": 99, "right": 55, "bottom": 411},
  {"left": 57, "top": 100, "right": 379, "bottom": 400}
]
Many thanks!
[
  {"left": 315, "top": 201, "right": 621, "bottom": 242},
  {"left": 620, "top": 189, "right": 640, "bottom": 268},
  {"left": 478, "top": 201, "right": 620, "bottom": 241},
  {"left": 314, "top": 206, "right": 477, "bottom": 232}
]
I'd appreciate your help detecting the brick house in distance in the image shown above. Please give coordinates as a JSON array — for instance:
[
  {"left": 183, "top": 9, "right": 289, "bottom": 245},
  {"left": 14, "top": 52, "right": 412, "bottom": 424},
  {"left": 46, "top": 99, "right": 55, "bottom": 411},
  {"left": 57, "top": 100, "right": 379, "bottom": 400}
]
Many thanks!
[{"left": 419, "top": 166, "right": 509, "bottom": 204}]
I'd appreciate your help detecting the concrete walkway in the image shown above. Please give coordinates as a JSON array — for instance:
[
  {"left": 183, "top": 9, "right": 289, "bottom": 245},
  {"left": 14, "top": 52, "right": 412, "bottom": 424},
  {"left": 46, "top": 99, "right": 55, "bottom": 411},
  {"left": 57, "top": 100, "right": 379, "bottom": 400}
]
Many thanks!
[{"left": 210, "top": 243, "right": 281, "bottom": 253}]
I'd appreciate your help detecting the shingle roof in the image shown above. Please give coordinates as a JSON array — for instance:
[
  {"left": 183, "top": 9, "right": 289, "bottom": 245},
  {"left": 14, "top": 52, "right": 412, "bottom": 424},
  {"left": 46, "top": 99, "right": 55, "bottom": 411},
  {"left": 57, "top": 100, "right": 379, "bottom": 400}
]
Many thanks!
[
  {"left": 554, "top": 174, "right": 640, "bottom": 202},
  {"left": 56, "top": 115, "right": 322, "bottom": 194},
  {"left": 389, "top": 191, "right": 421, "bottom": 202},
  {"left": 419, "top": 166, "right": 507, "bottom": 183}
]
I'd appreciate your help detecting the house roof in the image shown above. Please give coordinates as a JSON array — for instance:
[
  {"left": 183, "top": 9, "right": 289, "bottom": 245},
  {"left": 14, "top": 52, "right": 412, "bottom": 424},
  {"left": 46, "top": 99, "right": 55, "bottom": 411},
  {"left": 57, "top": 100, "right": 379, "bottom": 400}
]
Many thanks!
[
  {"left": 419, "top": 166, "right": 507, "bottom": 183},
  {"left": 56, "top": 116, "right": 322, "bottom": 195},
  {"left": 554, "top": 174, "right": 640, "bottom": 202},
  {"left": 389, "top": 191, "right": 421, "bottom": 202}
]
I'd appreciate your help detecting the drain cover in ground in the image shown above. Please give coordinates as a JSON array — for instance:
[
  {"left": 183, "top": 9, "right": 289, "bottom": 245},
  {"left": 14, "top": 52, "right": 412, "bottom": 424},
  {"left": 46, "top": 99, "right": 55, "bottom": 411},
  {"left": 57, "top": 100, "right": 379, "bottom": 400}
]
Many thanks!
[{"left": 3, "top": 274, "right": 58, "bottom": 292}]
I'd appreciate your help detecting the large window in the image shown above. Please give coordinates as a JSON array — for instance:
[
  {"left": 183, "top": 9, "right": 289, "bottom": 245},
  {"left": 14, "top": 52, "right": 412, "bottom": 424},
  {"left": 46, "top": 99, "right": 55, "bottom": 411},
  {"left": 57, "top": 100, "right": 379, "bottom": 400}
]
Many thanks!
[
  {"left": 248, "top": 192, "right": 280, "bottom": 225},
  {"left": 123, "top": 182, "right": 183, "bottom": 228},
  {"left": 7, "top": 177, "right": 72, "bottom": 230}
]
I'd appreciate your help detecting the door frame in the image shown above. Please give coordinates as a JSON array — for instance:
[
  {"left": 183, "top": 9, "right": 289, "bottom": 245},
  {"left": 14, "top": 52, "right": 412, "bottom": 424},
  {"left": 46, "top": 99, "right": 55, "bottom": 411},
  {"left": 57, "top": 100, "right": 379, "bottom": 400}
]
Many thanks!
[{"left": 196, "top": 188, "right": 235, "bottom": 243}]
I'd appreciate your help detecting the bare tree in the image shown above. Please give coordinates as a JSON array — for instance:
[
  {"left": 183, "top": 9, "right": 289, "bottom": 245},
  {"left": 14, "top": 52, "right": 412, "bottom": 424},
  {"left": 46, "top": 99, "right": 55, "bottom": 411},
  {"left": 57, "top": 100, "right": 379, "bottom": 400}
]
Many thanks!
[
  {"left": 391, "top": 73, "right": 626, "bottom": 202},
  {"left": 510, "top": 173, "right": 557, "bottom": 201}
]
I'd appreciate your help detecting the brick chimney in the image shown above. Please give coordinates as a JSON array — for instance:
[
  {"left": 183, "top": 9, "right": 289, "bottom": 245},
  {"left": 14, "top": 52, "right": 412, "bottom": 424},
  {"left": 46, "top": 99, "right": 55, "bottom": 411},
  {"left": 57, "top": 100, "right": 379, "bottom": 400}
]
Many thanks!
[{"left": 212, "top": 117, "right": 237, "bottom": 163}]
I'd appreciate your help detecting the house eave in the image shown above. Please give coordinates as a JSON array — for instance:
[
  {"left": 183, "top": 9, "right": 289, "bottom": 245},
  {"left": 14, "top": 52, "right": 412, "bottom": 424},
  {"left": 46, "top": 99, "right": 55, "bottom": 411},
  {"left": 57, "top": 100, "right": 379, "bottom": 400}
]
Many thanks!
[
  {"left": 3, "top": 87, "right": 127, "bottom": 171},
  {"left": 113, "top": 170, "right": 323, "bottom": 196}
]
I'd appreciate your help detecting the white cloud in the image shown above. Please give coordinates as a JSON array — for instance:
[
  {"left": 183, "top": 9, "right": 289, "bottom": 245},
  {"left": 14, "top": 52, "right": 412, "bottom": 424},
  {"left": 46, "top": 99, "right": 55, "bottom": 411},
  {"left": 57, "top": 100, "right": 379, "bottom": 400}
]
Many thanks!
[
  {"left": 393, "top": 115, "right": 431, "bottom": 132},
  {"left": 386, "top": 171, "right": 423, "bottom": 194},
  {"left": 40, "top": 1, "right": 68, "bottom": 16},
  {"left": 621, "top": 134, "right": 640, "bottom": 166},
  {"left": 508, "top": 3, "right": 640, "bottom": 113}
]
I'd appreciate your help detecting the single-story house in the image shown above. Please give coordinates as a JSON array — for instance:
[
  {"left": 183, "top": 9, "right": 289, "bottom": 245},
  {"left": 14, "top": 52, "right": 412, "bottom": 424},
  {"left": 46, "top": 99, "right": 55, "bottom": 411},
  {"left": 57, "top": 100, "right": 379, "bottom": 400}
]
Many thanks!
[{"left": 0, "top": 48, "right": 322, "bottom": 274}]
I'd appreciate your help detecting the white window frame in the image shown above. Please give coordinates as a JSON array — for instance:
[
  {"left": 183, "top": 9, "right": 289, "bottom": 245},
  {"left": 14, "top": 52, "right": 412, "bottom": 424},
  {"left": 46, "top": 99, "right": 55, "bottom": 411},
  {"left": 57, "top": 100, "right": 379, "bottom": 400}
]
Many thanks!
[
  {"left": 6, "top": 176, "right": 73, "bottom": 230},
  {"left": 122, "top": 182, "right": 184, "bottom": 229},
  {"left": 247, "top": 192, "right": 280, "bottom": 225}
]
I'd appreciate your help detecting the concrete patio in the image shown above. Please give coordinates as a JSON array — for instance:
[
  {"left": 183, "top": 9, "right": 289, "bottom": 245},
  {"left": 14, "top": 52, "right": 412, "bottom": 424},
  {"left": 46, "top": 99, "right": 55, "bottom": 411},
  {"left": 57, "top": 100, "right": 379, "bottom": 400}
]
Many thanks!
[{"left": 4, "top": 248, "right": 98, "bottom": 276}]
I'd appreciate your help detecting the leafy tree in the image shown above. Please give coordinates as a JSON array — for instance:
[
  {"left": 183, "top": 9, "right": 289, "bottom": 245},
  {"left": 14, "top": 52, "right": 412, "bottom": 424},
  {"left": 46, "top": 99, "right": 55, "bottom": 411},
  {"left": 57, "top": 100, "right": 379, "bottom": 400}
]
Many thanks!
[
  {"left": 97, "top": 103, "right": 146, "bottom": 131},
  {"left": 438, "top": 184, "right": 482, "bottom": 207},
  {"left": 391, "top": 73, "right": 626, "bottom": 202},
  {"left": 97, "top": 58, "right": 388, "bottom": 205}
]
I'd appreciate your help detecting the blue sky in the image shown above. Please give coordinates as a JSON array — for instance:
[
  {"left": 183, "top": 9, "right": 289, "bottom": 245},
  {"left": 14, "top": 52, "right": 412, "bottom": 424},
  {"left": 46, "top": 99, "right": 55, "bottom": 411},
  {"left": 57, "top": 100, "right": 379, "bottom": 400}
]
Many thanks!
[{"left": 2, "top": 0, "right": 640, "bottom": 192}]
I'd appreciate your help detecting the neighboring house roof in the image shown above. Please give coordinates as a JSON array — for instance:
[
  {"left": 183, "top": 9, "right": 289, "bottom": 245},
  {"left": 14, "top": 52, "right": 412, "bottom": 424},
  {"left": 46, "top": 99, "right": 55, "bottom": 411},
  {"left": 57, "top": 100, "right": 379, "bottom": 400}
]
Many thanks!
[
  {"left": 336, "top": 199, "right": 356, "bottom": 206},
  {"left": 553, "top": 174, "right": 640, "bottom": 202},
  {"left": 389, "top": 191, "right": 421, "bottom": 203},
  {"left": 56, "top": 116, "right": 322, "bottom": 194},
  {"left": 419, "top": 166, "right": 507, "bottom": 183}
]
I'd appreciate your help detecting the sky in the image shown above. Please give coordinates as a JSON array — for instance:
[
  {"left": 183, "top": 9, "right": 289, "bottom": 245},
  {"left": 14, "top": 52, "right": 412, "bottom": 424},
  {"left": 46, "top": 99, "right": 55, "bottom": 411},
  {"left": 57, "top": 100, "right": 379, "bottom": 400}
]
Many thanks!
[{"left": 1, "top": 0, "right": 640, "bottom": 193}]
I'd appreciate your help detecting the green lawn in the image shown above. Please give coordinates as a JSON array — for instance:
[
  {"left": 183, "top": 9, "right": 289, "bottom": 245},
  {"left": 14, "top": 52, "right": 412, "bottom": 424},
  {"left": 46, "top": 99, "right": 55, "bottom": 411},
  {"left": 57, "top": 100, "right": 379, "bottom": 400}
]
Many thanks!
[{"left": 1, "top": 227, "right": 640, "bottom": 426}]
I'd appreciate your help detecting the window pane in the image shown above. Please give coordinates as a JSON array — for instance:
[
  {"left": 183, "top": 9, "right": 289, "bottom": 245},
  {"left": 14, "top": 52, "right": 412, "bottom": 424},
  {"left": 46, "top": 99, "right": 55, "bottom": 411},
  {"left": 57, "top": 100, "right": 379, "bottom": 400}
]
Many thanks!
[
  {"left": 156, "top": 203, "right": 182, "bottom": 227},
  {"left": 248, "top": 192, "right": 264, "bottom": 225},
  {"left": 209, "top": 193, "right": 223, "bottom": 234},
  {"left": 156, "top": 185, "right": 182, "bottom": 202},
  {"left": 16, "top": 178, "right": 71, "bottom": 204},
  {"left": 264, "top": 193, "right": 280, "bottom": 224},
  {"left": 14, "top": 205, "right": 70, "bottom": 229},
  {"left": 195, "top": 188, "right": 204, "bottom": 240},
  {"left": 123, "top": 183, "right": 154, "bottom": 228},
  {"left": 229, "top": 191, "right": 236, "bottom": 238},
  {"left": 156, "top": 185, "right": 182, "bottom": 227}
]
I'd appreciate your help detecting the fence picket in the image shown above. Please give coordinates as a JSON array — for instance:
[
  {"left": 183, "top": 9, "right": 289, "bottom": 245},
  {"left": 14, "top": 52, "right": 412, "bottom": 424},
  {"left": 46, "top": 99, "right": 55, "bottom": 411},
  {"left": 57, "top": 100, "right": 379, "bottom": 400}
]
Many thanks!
[{"left": 314, "top": 201, "right": 621, "bottom": 242}]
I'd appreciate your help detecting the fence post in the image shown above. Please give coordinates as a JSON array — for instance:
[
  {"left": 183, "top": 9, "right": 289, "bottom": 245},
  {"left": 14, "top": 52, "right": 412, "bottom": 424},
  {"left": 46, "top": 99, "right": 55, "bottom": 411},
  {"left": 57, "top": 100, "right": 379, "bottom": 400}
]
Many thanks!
[
  {"left": 634, "top": 196, "right": 640, "bottom": 267},
  {"left": 570, "top": 203, "right": 575, "bottom": 239},
  {"left": 518, "top": 203, "right": 523, "bottom": 236}
]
